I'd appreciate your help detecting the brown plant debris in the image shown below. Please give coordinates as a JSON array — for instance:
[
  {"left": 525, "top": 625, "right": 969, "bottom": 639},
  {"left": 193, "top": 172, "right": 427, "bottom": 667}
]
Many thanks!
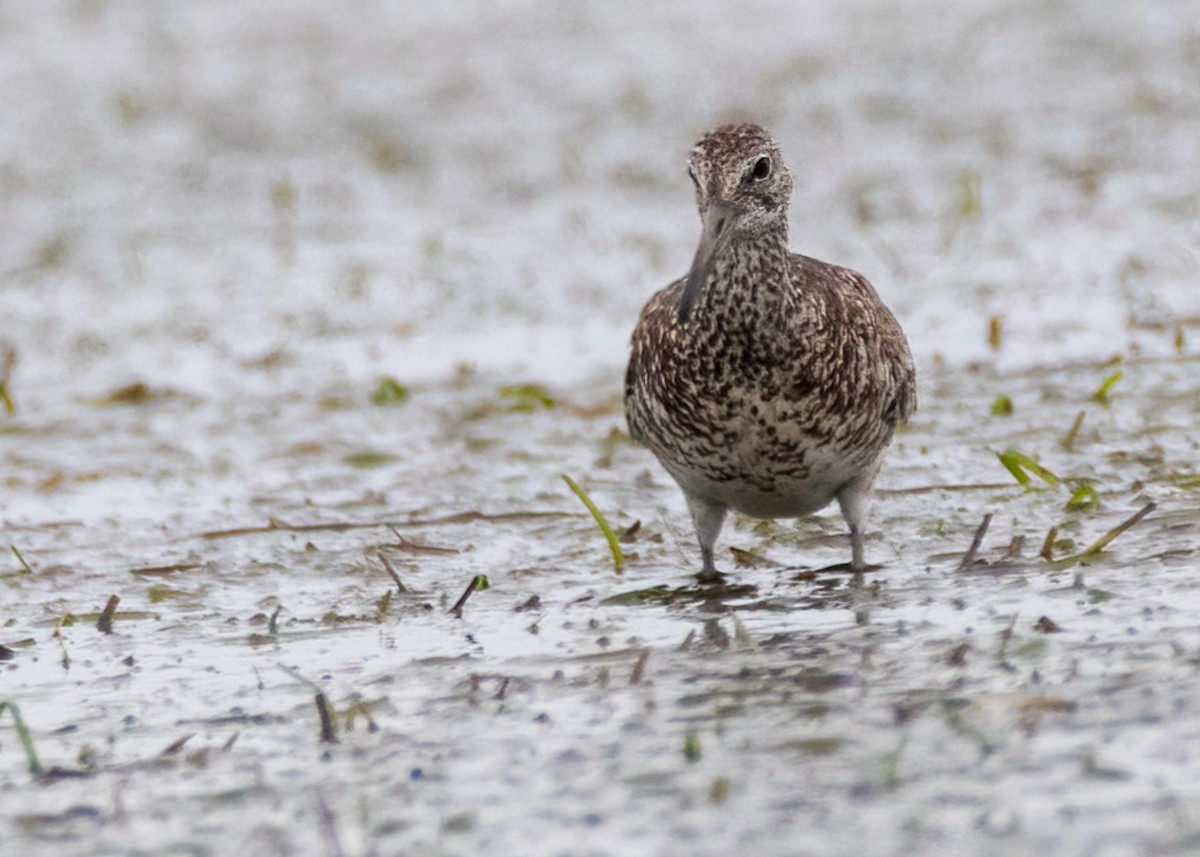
[
  {"left": 449, "top": 574, "right": 490, "bottom": 619},
  {"left": 200, "top": 510, "right": 568, "bottom": 540},
  {"left": 97, "top": 595, "right": 120, "bottom": 634},
  {"left": 315, "top": 692, "right": 338, "bottom": 744},
  {"left": 959, "top": 513, "right": 993, "bottom": 570},
  {"left": 375, "top": 551, "right": 408, "bottom": 594}
]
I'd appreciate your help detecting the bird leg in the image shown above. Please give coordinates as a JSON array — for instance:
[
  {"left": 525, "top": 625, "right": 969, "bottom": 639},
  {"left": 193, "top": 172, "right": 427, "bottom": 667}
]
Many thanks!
[
  {"left": 836, "top": 482, "right": 869, "bottom": 572},
  {"left": 685, "top": 494, "right": 728, "bottom": 582}
]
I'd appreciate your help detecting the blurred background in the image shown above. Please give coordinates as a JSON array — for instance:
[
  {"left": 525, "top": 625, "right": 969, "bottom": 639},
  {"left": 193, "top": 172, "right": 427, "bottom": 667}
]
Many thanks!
[{"left": 3, "top": 0, "right": 1197, "bottom": 400}]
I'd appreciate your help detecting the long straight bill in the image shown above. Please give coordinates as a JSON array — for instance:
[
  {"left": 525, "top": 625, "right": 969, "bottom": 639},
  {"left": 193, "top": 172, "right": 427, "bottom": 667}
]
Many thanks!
[{"left": 677, "top": 202, "right": 733, "bottom": 323}]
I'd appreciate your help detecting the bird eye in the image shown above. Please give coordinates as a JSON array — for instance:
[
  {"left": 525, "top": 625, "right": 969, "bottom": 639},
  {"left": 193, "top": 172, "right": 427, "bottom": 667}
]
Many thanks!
[
  {"left": 687, "top": 166, "right": 700, "bottom": 189},
  {"left": 751, "top": 156, "right": 771, "bottom": 181}
]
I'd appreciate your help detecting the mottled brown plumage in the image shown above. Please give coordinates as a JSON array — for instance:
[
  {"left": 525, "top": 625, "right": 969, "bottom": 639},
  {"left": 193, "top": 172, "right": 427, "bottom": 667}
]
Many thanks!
[{"left": 625, "top": 124, "right": 916, "bottom": 579}]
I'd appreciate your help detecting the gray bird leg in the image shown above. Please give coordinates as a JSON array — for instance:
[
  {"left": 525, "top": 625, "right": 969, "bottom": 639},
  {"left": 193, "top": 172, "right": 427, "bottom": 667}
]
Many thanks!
[
  {"left": 685, "top": 494, "right": 728, "bottom": 581},
  {"left": 836, "top": 482, "right": 869, "bottom": 572}
]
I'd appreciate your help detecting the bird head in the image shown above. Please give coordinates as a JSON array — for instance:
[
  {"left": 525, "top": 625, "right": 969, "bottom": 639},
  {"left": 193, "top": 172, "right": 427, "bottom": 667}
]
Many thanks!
[{"left": 678, "top": 124, "right": 794, "bottom": 323}]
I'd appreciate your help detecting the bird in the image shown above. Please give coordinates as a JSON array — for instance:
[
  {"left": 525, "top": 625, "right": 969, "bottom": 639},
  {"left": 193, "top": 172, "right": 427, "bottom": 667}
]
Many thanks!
[{"left": 624, "top": 123, "right": 916, "bottom": 581}]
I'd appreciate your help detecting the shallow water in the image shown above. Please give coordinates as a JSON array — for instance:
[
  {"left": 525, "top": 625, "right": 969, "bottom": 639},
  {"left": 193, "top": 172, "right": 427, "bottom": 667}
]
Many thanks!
[{"left": 3, "top": 1, "right": 1200, "bottom": 855}]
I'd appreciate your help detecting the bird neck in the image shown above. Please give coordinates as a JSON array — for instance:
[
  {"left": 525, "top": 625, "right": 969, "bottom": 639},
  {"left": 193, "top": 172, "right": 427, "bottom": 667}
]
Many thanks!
[{"left": 700, "top": 221, "right": 793, "bottom": 323}]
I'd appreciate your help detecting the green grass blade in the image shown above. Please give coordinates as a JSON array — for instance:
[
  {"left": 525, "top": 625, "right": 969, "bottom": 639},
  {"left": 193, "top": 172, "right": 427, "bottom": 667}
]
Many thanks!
[
  {"left": 10, "top": 544, "right": 33, "bottom": 574},
  {"left": 997, "top": 449, "right": 1059, "bottom": 487},
  {"left": 1064, "top": 484, "right": 1100, "bottom": 512},
  {"left": 562, "top": 473, "right": 625, "bottom": 574},
  {"left": 997, "top": 450, "right": 1032, "bottom": 486},
  {"left": 1090, "top": 370, "right": 1123, "bottom": 406},
  {"left": 0, "top": 701, "right": 43, "bottom": 776},
  {"left": 371, "top": 376, "right": 410, "bottom": 406}
]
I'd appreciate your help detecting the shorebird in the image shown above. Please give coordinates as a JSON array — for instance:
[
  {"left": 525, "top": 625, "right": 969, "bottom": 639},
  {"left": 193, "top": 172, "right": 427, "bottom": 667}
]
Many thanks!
[{"left": 624, "top": 123, "right": 916, "bottom": 580}]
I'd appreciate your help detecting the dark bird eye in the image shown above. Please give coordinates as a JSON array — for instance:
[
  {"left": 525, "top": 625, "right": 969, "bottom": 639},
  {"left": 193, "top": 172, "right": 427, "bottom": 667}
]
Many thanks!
[
  {"left": 687, "top": 166, "right": 700, "bottom": 189},
  {"left": 751, "top": 156, "right": 771, "bottom": 181}
]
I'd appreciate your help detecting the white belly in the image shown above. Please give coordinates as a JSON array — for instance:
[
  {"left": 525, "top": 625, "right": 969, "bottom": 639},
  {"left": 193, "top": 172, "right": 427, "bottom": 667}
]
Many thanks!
[{"left": 666, "top": 444, "right": 870, "bottom": 519}]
